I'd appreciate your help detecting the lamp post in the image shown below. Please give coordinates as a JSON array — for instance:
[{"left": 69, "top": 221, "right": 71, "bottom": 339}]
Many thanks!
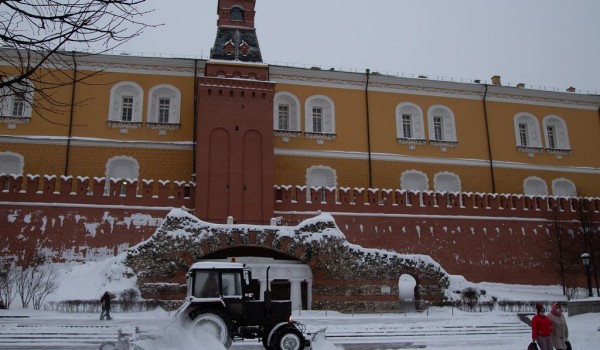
[{"left": 581, "top": 253, "right": 593, "bottom": 297}]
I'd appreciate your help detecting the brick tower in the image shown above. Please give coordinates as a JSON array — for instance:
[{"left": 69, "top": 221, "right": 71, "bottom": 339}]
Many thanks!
[{"left": 195, "top": 0, "right": 275, "bottom": 224}]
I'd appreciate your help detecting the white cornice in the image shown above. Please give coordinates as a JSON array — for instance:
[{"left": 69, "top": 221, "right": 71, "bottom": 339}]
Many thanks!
[
  {"left": 274, "top": 148, "right": 600, "bottom": 175},
  {"left": 0, "top": 135, "right": 193, "bottom": 150},
  {"left": 269, "top": 65, "right": 600, "bottom": 109}
]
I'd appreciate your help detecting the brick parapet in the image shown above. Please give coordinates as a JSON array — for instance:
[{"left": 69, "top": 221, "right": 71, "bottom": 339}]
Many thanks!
[
  {"left": 274, "top": 186, "right": 599, "bottom": 220},
  {"left": 0, "top": 174, "right": 194, "bottom": 208}
]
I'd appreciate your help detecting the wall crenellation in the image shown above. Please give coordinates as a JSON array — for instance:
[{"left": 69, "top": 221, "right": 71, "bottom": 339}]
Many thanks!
[
  {"left": 0, "top": 174, "right": 194, "bottom": 208},
  {"left": 274, "top": 185, "right": 600, "bottom": 219}
]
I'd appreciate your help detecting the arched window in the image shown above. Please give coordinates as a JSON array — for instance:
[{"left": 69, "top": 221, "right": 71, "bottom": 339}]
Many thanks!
[
  {"left": 400, "top": 170, "right": 429, "bottom": 191},
  {"left": 427, "top": 105, "right": 457, "bottom": 143},
  {"left": 543, "top": 115, "right": 570, "bottom": 150},
  {"left": 147, "top": 84, "right": 181, "bottom": 125},
  {"left": 0, "top": 151, "right": 24, "bottom": 175},
  {"left": 0, "top": 78, "right": 34, "bottom": 119},
  {"left": 108, "top": 82, "right": 144, "bottom": 125},
  {"left": 396, "top": 102, "right": 425, "bottom": 143},
  {"left": 514, "top": 113, "right": 542, "bottom": 148},
  {"left": 552, "top": 178, "right": 576, "bottom": 197},
  {"left": 273, "top": 92, "right": 301, "bottom": 132},
  {"left": 305, "top": 95, "right": 335, "bottom": 135},
  {"left": 523, "top": 176, "right": 548, "bottom": 196},
  {"left": 105, "top": 156, "right": 139, "bottom": 195},
  {"left": 433, "top": 172, "right": 461, "bottom": 193},
  {"left": 230, "top": 7, "right": 244, "bottom": 21},
  {"left": 306, "top": 165, "right": 337, "bottom": 203}
]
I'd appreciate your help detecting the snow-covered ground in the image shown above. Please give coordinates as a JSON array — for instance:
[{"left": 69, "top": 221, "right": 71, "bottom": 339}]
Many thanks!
[{"left": 1, "top": 256, "right": 598, "bottom": 349}]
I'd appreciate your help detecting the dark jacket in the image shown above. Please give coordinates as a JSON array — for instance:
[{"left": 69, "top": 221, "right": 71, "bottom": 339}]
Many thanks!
[{"left": 100, "top": 292, "right": 111, "bottom": 311}]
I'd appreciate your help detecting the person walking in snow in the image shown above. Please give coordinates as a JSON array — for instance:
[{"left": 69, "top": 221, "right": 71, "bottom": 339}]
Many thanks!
[
  {"left": 531, "top": 304, "right": 553, "bottom": 350},
  {"left": 548, "top": 303, "right": 569, "bottom": 350},
  {"left": 100, "top": 291, "right": 113, "bottom": 320}
]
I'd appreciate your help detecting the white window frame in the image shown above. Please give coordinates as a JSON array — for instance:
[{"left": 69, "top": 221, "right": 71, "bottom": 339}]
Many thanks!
[
  {"left": 552, "top": 178, "right": 576, "bottom": 197},
  {"left": 433, "top": 172, "right": 461, "bottom": 193},
  {"left": 108, "top": 81, "right": 143, "bottom": 123},
  {"left": 542, "top": 115, "right": 570, "bottom": 150},
  {"left": 395, "top": 103, "right": 425, "bottom": 140},
  {"left": 0, "top": 151, "right": 24, "bottom": 176},
  {"left": 523, "top": 176, "right": 548, "bottom": 196},
  {"left": 427, "top": 105, "right": 457, "bottom": 142},
  {"left": 513, "top": 113, "right": 542, "bottom": 148},
  {"left": 0, "top": 78, "right": 34, "bottom": 118},
  {"left": 104, "top": 156, "right": 139, "bottom": 195},
  {"left": 305, "top": 95, "right": 335, "bottom": 134},
  {"left": 306, "top": 165, "right": 337, "bottom": 203},
  {"left": 273, "top": 92, "right": 301, "bottom": 132},
  {"left": 400, "top": 170, "right": 429, "bottom": 192},
  {"left": 147, "top": 84, "right": 181, "bottom": 125}
]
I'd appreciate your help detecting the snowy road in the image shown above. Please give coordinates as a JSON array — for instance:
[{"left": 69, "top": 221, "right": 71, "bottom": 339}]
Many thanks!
[{"left": 0, "top": 310, "right": 532, "bottom": 350}]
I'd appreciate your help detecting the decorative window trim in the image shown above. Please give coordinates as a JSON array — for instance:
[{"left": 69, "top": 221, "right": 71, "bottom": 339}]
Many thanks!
[
  {"left": 304, "top": 131, "right": 337, "bottom": 141},
  {"left": 0, "top": 116, "right": 31, "bottom": 125},
  {"left": 273, "top": 130, "right": 302, "bottom": 139},
  {"left": 305, "top": 94, "right": 336, "bottom": 135},
  {"left": 146, "top": 122, "right": 180, "bottom": 131},
  {"left": 427, "top": 105, "right": 457, "bottom": 144},
  {"left": 107, "top": 121, "right": 142, "bottom": 129},
  {"left": 273, "top": 92, "right": 301, "bottom": 138},
  {"left": 306, "top": 165, "right": 337, "bottom": 203},
  {"left": 429, "top": 140, "right": 458, "bottom": 151},
  {"left": 395, "top": 102, "right": 425, "bottom": 148},
  {"left": 108, "top": 81, "right": 144, "bottom": 126},
  {"left": 542, "top": 115, "right": 571, "bottom": 158},
  {"left": 523, "top": 176, "right": 548, "bottom": 196},
  {"left": 433, "top": 171, "right": 461, "bottom": 193},
  {"left": 513, "top": 113, "right": 542, "bottom": 149},
  {"left": 0, "top": 78, "right": 35, "bottom": 119},
  {"left": 105, "top": 156, "right": 140, "bottom": 195},
  {"left": 552, "top": 178, "right": 577, "bottom": 197},
  {"left": 0, "top": 151, "right": 25, "bottom": 175},
  {"left": 146, "top": 84, "right": 181, "bottom": 130},
  {"left": 400, "top": 170, "right": 429, "bottom": 191}
]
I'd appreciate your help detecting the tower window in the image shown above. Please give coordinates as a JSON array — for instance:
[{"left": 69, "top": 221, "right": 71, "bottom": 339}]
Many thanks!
[{"left": 230, "top": 7, "right": 244, "bottom": 21}]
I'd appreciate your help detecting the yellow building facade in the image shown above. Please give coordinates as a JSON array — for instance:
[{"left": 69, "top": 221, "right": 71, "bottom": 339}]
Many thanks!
[{"left": 1, "top": 50, "right": 599, "bottom": 199}]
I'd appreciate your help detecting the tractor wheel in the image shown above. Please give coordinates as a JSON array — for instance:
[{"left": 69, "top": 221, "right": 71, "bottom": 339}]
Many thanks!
[
  {"left": 189, "top": 310, "right": 233, "bottom": 348},
  {"left": 270, "top": 325, "right": 305, "bottom": 350}
]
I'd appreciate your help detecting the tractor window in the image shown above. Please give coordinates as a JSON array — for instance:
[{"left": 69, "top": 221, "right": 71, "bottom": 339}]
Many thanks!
[
  {"left": 221, "top": 272, "right": 242, "bottom": 297},
  {"left": 194, "top": 271, "right": 220, "bottom": 298}
]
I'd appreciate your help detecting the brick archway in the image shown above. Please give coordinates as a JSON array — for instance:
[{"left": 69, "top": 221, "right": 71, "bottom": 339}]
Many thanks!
[{"left": 125, "top": 209, "right": 449, "bottom": 312}]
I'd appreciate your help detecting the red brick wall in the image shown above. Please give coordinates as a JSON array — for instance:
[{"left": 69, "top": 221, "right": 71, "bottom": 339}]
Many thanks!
[{"left": 274, "top": 187, "right": 600, "bottom": 285}]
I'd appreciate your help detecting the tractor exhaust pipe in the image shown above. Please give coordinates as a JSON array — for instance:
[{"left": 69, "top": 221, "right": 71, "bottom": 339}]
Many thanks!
[{"left": 264, "top": 266, "right": 271, "bottom": 317}]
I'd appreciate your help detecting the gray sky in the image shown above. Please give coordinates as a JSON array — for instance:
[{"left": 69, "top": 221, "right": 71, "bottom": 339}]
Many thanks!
[{"left": 103, "top": 0, "right": 600, "bottom": 93}]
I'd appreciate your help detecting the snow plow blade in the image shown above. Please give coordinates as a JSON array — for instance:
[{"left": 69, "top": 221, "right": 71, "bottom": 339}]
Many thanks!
[{"left": 307, "top": 328, "right": 328, "bottom": 349}]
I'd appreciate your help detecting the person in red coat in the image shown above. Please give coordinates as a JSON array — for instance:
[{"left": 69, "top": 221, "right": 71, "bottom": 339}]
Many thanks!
[{"left": 532, "top": 304, "right": 553, "bottom": 350}]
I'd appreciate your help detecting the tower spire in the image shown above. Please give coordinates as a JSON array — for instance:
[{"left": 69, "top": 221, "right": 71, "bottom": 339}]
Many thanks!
[{"left": 211, "top": 0, "right": 263, "bottom": 62}]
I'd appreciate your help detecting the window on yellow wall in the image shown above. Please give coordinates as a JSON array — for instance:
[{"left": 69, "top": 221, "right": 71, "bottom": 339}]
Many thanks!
[
  {"left": 273, "top": 92, "right": 300, "bottom": 132},
  {"left": 0, "top": 79, "right": 34, "bottom": 119}
]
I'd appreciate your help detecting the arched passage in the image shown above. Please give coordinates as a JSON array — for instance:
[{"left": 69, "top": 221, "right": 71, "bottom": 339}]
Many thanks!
[{"left": 398, "top": 274, "right": 418, "bottom": 312}]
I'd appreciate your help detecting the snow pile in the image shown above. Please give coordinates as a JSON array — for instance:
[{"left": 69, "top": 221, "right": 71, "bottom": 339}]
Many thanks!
[{"left": 132, "top": 325, "right": 226, "bottom": 350}]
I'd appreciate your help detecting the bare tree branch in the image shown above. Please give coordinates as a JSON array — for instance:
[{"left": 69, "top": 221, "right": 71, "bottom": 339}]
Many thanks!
[{"left": 0, "top": 0, "right": 156, "bottom": 121}]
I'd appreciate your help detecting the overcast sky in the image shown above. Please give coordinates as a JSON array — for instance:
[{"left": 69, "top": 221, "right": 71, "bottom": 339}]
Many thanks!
[{"left": 101, "top": 0, "right": 600, "bottom": 93}]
